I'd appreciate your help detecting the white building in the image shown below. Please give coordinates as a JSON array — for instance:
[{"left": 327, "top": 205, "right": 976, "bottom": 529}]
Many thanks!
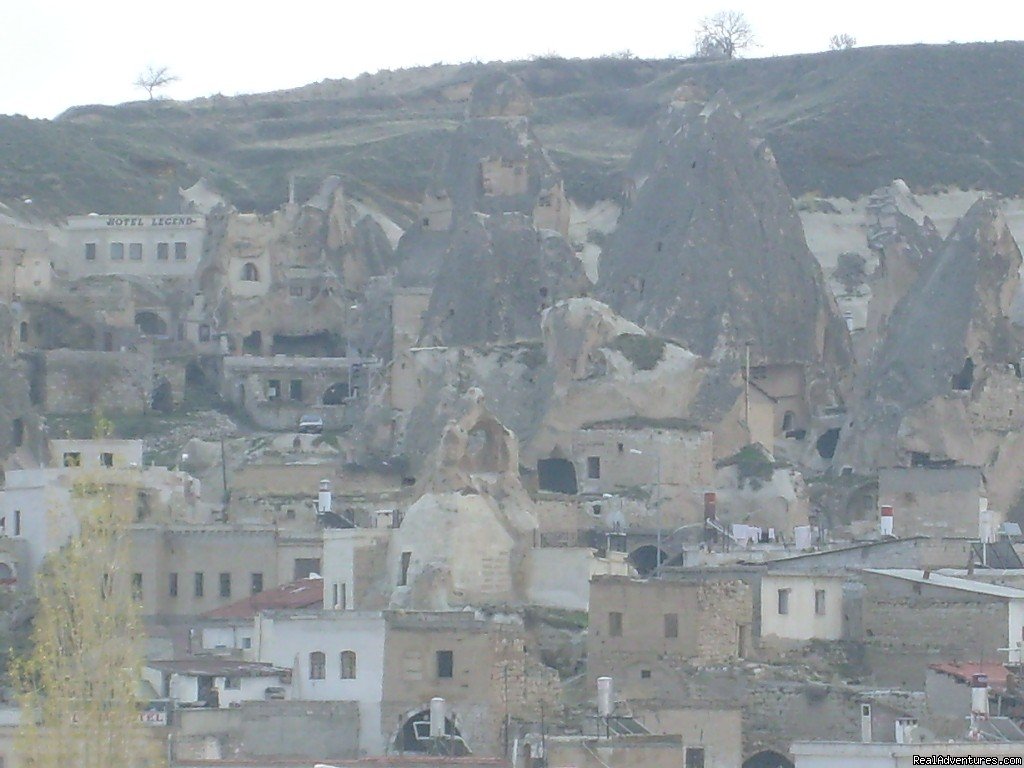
[
  {"left": 59, "top": 213, "right": 205, "bottom": 280},
  {"left": 253, "top": 609, "right": 387, "bottom": 755},
  {"left": 760, "top": 572, "right": 845, "bottom": 643}
]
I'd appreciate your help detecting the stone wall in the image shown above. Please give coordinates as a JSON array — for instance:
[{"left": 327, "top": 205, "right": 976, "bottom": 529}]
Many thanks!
[{"left": 42, "top": 349, "right": 153, "bottom": 414}]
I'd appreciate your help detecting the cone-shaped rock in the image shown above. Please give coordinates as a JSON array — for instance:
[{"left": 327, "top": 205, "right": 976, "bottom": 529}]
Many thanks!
[{"left": 599, "top": 92, "right": 850, "bottom": 373}]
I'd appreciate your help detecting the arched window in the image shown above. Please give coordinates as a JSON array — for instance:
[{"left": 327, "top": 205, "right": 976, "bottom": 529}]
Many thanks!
[
  {"left": 19, "top": 322, "right": 28, "bottom": 343},
  {"left": 340, "top": 650, "right": 357, "bottom": 679},
  {"left": 242, "top": 262, "right": 260, "bottom": 282},
  {"left": 309, "top": 651, "right": 326, "bottom": 680}
]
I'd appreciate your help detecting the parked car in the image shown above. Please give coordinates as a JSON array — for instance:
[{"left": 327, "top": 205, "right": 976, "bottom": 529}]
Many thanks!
[{"left": 298, "top": 414, "right": 324, "bottom": 434}]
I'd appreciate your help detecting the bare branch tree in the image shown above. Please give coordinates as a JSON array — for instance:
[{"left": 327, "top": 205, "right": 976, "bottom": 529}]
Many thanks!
[
  {"left": 694, "top": 11, "right": 756, "bottom": 60},
  {"left": 134, "top": 65, "right": 179, "bottom": 100},
  {"left": 829, "top": 33, "right": 857, "bottom": 51}
]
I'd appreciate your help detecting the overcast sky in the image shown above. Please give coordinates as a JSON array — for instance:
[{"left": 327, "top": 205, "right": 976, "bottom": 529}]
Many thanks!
[{"left": 3, "top": 1, "right": 1023, "bottom": 119}]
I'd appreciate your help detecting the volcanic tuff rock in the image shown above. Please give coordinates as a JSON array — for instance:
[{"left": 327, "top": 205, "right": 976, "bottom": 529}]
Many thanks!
[
  {"left": 599, "top": 92, "right": 851, "bottom": 378},
  {"left": 419, "top": 213, "right": 589, "bottom": 346},
  {"left": 835, "top": 197, "right": 1024, "bottom": 485},
  {"left": 860, "top": 180, "right": 944, "bottom": 358}
]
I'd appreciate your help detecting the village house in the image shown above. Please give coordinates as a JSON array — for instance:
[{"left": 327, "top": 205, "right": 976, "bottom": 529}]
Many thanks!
[
  {"left": 587, "top": 573, "right": 754, "bottom": 697},
  {"left": 759, "top": 572, "right": 846, "bottom": 647},
  {"left": 143, "top": 659, "right": 292, "bottom": 709},
  {"left": 877, "top": 465, "right": 989, "bottom": 538},
  {"left": 858, "top": 568, "right": 1024, "bottom": 687}
]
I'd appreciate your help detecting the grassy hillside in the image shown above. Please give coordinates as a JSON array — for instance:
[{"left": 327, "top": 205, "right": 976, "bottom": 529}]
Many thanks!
[{"left": 4, "top": 42, "right": 1024, "bottom": 221}]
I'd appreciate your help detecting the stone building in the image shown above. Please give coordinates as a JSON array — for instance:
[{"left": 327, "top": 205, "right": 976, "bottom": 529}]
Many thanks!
[
  {"left": 220, "top": 354, "right": 380, "bottom": 430},
  {"left": 858, "top": 568, "right": 1024, "bottom": 687},
  {"left": 58, "top": 213, "right": 205, "bottom": 280},
  {"left": 587, "top": 574, "right": 754, "bottom": 696},
  {"left": 569, "top": 422, "right": 714, "bottom": 529},
  {"left": 877, "top": 465, "right": 987, "bottom": 538},
  {"left": 252, "top": 608, "right": 559, "bottom": 757}
]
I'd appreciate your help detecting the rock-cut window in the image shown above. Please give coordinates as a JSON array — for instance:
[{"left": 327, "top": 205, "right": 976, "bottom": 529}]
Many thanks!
[{"left": 242, "top": 262, "right": 260, "bottom": 282}]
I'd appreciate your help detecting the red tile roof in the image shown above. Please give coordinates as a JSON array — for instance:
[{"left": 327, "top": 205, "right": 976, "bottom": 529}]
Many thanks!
[
  {"left": 929, "top": 661, "right": 1010, "bottom": 694},
  {"left": 201, "top": 577, "right": 323, "bottom": 620}
]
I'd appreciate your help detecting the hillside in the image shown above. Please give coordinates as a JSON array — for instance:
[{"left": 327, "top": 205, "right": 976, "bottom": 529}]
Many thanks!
[{"left": 3, "top": 42, "right": 1024, "bottom": 220}]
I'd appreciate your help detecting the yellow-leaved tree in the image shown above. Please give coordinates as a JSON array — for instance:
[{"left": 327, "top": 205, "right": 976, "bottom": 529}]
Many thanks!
[{"left": 14, "top": 475, "right": 163, "bottom": 767}]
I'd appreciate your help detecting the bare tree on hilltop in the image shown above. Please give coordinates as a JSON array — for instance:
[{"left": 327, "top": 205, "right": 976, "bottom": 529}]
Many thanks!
[
  {"left": 134, "top": 65, "right": 179, "bottom": 100},
  {"left": 829, "top": 33, "right": 858, "bottom": 51},
  {"left": 694, "top": 10, "right": 756, "bottom": 59}
]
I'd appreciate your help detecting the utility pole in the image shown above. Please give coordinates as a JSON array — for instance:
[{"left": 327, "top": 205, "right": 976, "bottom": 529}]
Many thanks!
[{"left": 744, "top": 340, "right": 751, "bottom": 442}]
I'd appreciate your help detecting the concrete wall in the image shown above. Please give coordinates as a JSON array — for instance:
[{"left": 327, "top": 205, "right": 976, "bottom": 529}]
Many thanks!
[
  {"left": 60, "top": 214, "right": 205, "bottom": 280},
  {"left": 760, "top": 574, "right": 844, "bottom": 642}
]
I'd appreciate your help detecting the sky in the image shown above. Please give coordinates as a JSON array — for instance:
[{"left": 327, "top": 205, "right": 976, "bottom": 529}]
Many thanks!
[{"left": 2, "top": 1, "right": 1023, "bottom": 119}]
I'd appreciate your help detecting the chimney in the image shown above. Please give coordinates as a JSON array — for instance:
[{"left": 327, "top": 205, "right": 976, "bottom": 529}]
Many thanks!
[
  {"left": 979, "top": 499, "right": 996, "bottom": 544},
  {"left": 429, "top": 696, "right": 446, "bottom": 739},
  {"left": 860, "top": 703, "right": 872, "bottom": 743},
  {"left": 318, "top": 479, "right": 332, "bottom": 515},
  {"left": 597, "top": 676, "right": 613, "bottom": 717},
  {"left": 879, "top": 505, "right": 894, "bottom": 537},
  {"left": 971, "top": 674, "right": 990, "bottom": 719},
  {"left": 703, "top": 492, "right": 717, "bottom": 521}
]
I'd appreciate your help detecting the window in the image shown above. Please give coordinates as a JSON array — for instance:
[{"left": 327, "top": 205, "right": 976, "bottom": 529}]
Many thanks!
[
  {"left": 12, "top": 418, "right": 23, "bottom": 447},
  {"left": 587, "top": 456, "right": 601, "bottom": 479},
  {"left": 289, "top": 284, "right": 304, "bottom": 297},
  {"left": 13, "top": 511, "right": 20, "bottom": 537},
  {"left": 100, "top": 452, "right": 113, "bottom": 468},
  {"left": 156, "top": 242, "right": 169, "bottom": 261},
  {"left": 219, "top": 572, "right": 231, "bottom": 598},
  {"left": 223, "top": 677, "right": 240, "bottom": 690},
  {"left": 399, "top": 551, "right": 412, "bottom": 586},
  {"left": 63, "top": 452, "right": 81, "bottom": 467},
  {"left": 198, "top": 324, "right": 211, "bottom": 342},
  {"left": 110, "top": 242, "right": 124, "bottom": 260},
  {"left": 131, "top": 573, "right": 143, "bottom": 600},
  {"left": 309, "top": 651, "right": 326, "bottom": 680},
  {"left": 289, "top": 379, "right": 303, "bottom": 401},
  {"left": 664, "top": 613, "right": 678, "bottom": 639},
  {"left": 174, "top": 241, "right": 187, "bottom": 260},
  {"left": 641, "top": 669, "right": 652, "bottom": 679},
  {"left": 436, "top": 650, "right": 454, "bottom": 679},
  {"left": 251, "top": 573, "right": 263, "bottom": 594},
  {"left": 18, "top": 323, "right": 27, "bottom": 343},
  {"left": 129, "top": 242, "right": 143, "bottom": 260},
  {"left": 267, "top": 379, "right": 280, "bottom": 401},
  {"left": 609, "top": 611, "right": 623, "bottom": 637},
  {"left": 242, "top": 262, "right": 259, "bottom": 281},
  {"left": 241, "top": 637, "right": 252, "bottom": 650},
  {"left": 332, "top": 582, "right": 347, "bottom": 610},
  {"left": 684, "top": 747, "right": 706, "bottom": 768},
  {"left": 815, "top": 589, "right": 827, "bottom": 615},
  {"left": 778, "top": 588, "right": 791, "bottom": 615},
  {"left": 617, "top": 442, "right": 624, "bottom": 453},
  {"left": 194, "top": 572, "right": 204, "bottom": 598},
  {"left": 169, "top": 572, "right": 178, "bottom": 597},
  {"left": 84, "top": 242, "right": 97, "bottom": 261},
  {"left": 340, "top": 650, "right": 357, "bottom": 679}
]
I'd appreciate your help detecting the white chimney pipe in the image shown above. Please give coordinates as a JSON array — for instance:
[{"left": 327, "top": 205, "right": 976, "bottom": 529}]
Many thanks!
[
  {"left": 318, "top": 479, "right": 332, "bottom": 514},
  {"left": 597, "top": 676, "right": 613, "bottom": 717},
  {"left": 971, "top": 674, "right": 989, "bottom": 718},
  {"left": 429, "top": 696, "right": 446, "bottom": 739},
  {"left": 880, "top": 505, "right": 894, "bottom": 537}
]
